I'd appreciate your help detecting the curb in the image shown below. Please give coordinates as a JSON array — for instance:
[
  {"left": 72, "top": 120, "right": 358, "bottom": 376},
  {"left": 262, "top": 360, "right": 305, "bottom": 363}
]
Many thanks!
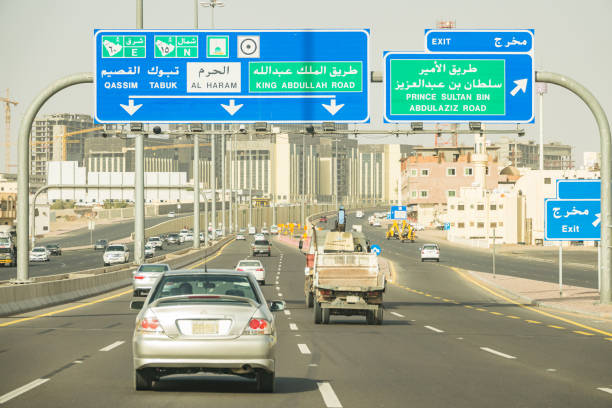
[{"left": 465, "top": 269, "right": 612, "bottom": 320}]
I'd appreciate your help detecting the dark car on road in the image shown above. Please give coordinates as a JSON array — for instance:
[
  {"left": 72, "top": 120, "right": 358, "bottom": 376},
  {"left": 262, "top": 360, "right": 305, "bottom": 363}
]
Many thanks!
[
  {"left": 94, "top": 239, "right": 108, "bottom": 250},
  {"left": 45, "top": 244, "right": 62, "bottom": 256},
  {"left": 251, "top": 239, "right": 272, "bottom": 257}
]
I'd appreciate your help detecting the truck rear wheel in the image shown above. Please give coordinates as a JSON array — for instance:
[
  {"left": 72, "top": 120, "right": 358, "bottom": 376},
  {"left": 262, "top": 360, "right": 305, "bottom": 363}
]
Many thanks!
[
  {"left": 314, "top": 302, "right": 322, "bottom": 324},
  {"left": 375, "top": 307, "right": 384, "bottom": 325},
  {"left": 305, "top": 291, "right": 314, "bottom": 308},
  {"left": 322, "top": 307, "right": 330, "bottom": 324},
  {"left": 366, "top": 310, "right": 375, "bottom": 325}
]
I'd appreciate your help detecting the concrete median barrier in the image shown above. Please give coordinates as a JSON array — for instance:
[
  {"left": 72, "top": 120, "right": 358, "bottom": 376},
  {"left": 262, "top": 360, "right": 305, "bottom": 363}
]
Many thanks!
[{"left": 0, "top": 236, "right": 234, "bottom": 317}]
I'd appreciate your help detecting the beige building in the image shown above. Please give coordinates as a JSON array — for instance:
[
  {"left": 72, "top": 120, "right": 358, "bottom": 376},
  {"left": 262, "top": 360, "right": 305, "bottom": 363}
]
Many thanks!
[{"left": 400, "top": 143, "right": 501, "bottom": 226}]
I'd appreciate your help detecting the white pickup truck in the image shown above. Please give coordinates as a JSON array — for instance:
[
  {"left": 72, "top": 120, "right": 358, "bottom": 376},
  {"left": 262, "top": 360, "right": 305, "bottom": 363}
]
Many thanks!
[{"left": 311, "top": 231, "right": 385, "bottom": 325}]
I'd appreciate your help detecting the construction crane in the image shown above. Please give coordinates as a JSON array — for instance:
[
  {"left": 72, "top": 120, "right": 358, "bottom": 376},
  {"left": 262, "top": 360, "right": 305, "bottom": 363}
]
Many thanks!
[
  {"left": 30, "top": 126, "right": 104, "bottom": 161},
  {"left": 0, "top": 89, "right": 18, "bottom": 173}
]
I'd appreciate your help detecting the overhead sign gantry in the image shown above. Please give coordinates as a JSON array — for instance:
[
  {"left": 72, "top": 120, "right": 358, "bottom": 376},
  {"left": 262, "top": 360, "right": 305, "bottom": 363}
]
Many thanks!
[{"left": 94, "top": 29, "right": 370, "bottom": 123}]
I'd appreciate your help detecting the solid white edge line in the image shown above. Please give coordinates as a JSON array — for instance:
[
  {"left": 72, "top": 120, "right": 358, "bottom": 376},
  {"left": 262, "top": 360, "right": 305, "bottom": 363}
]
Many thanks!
[
  {"left": 298, "top": 343, "right": 311, "bottom": 354},
  {"left": 598, "top": 387, "right": 612, "bottom": 395},
  {"left": 390, "top": 312, "right": 405, "bottom": 318},
  {"left": 480, "top": 347, "right": 517, "bottom": 359},
  {"left": 289, "top": 323, "right": 298, "bottom": 331},
  {"left": 424, "top": 325, "right": 444, "bottom": 333},
  {"left": 99, "top": 340, "right": 125, "bottom": 352},
  {"left": 0, "top": 378, "right": 50, "bottom": 404},
  {"left": 317, "top": 382, "right": 343, "bottom": 408}
]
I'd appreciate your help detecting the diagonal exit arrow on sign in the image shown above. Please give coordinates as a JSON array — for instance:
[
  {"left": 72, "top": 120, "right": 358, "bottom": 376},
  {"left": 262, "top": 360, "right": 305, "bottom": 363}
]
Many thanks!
[{"left": 593, "top": 213, "right": 601, "bottom": 228}]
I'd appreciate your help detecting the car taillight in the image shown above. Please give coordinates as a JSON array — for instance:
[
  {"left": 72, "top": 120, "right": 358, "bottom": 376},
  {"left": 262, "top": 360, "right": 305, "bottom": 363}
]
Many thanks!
[
  {"left": 256, "top": 268, "right": 264, "bottom": 272},
  {"left": 237, "top": 268, "right": 244, "bottom": 272},
  {"left": 137, "top": 317, "right": 163, "bottom": 333},
  {"left": 320, "top": 289, "right": 331, "bottom": 296},
  {"left": 243, "top": 318, "right": 272, "bottom": 335},
  {"left": 134, "top": 275, "right": 144, "bottom": 279}
]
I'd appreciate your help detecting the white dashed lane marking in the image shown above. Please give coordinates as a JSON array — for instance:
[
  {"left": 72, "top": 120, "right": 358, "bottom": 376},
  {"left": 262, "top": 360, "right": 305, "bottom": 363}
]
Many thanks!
[
  {"left": 0, "top": 379, "right": 50, "bottom": 404},
  {"left": 390, "top": 312, "right": 405, "bottom": 318},
  {"left": 99, "top": 340, "right": 125, "bottom": 352},
  {"left": 424, "top": 325, "right": 444, "bottom": 333},
  {"left": 480, "top": 347, "right": 517, "bottom": 360},
  {"left": 317, "top": 382, "right": 343, "bottom": 408},
  {"left": 298, "top": 344, "right": 311, "bottom": 354},
  {"left": 289, "top": 323, "right": 298, "bottom": 331}
]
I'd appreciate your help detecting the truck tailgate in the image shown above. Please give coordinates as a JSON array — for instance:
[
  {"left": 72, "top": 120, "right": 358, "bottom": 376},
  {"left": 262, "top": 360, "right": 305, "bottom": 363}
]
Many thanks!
[{"left": 315, "top": 254, "right": 383, "bottom": 290}]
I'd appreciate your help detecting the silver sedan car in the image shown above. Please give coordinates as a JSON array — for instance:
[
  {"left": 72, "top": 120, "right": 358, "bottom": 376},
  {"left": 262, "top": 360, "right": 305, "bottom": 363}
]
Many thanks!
[
  {"left": 132, "top": 263, "right": 171, "bottom": 297},
  {"left": 131, "top": 269, "right": 284, "bottom": 392}
]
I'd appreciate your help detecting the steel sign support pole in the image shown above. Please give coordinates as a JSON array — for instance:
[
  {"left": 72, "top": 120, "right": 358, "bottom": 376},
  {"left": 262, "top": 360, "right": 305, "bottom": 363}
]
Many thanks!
[
  {"left": 16, "top": 72, "right": 93, "bottom": 282},
  {"left": 535, "top": 71, "right": 612, "bottom": 304},
  {"left": 133, "top": 0, "right": 145, "bottom": 265},
  {"left": 211, "top": 134, "right": 216, "bottom": 237},
  {"left": 559, "top": 245, "right": 563, "bottom": 297},
  {"left": 193, "top": 133, "right": 201, "bottom": 249}
]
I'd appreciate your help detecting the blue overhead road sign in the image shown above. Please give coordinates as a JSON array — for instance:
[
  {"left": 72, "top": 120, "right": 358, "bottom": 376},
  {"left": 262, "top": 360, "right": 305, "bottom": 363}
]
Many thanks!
[
  {"left": 390, "top": 205, "right": 407, "bottom": 220},
  {"left": 94, "top": 29, "right": 370, "bottom": 123},
  {"left": 545, "top": 199, "right": 601, "bottom": 241},
  {"left": 424, "top": 29, "right": 534, "bottom": 53},
  {"left": 557, "top": 179, "right": 601, "bottom": 200}
]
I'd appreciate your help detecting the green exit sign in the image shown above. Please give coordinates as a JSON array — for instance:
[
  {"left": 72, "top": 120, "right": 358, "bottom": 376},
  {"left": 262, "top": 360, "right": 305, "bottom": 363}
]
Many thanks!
[
  {"left": 101, "top": 35, "right": 146, "bottom": 58},
  {"left": 390, "top": 59, "right": 505, "bottom": 116},
  {"left": 154, "top": 35, "right": 198, "bottom": 58}
]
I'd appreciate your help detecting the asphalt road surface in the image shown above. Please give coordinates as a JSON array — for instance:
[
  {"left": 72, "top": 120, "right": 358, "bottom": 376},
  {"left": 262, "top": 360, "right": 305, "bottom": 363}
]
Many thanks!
[{"left": 0, "top": 234, "right": 611, "bottom": 407}]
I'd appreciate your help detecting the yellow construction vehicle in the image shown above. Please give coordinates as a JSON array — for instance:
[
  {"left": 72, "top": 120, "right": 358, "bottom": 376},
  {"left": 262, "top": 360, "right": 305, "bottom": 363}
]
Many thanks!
[
  {"left": 386, "top": 221, "right": 400, "bottom": 240},
  {"left": 399, "top": 220, "right": 416, "bottom": 243}
]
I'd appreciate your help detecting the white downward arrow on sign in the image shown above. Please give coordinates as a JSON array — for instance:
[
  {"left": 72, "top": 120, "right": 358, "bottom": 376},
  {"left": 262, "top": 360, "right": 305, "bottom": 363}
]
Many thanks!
[
  {"left": 593, "top": 213, "right": 601, "bottom": 228},
  {"left": 322, "top": 99, "right": 345, "bottom": 115},
  {"left": 221, "top": 99, "right": 243, "bottom": 116},
  {"left": 510, "top": 79, "right": 528, "bottom": 96},
  {"left": 120, "top": 99, "right": 143, "bottom": 116}
]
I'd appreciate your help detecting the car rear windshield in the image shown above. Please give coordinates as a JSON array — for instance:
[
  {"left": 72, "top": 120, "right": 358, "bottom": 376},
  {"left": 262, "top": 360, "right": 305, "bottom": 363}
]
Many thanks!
[
  {"left": 138, "top": 264, "right": 169, "bottom": 273},
  {"left": 238, "top": 261, "right": 261, "bottom": 267},
  {"left": 150, "top": 274, "right": 260, "bottom": 304},
  {"left": 96, "top": 240, "right": 107, "bottom": 244},
  {"left": 106, "top": 245, "right": 125, "bottom": 252},
  {"left": 149, "top": 237, "right": 160, "bottom": 241},
  {"left": 46, "top": 244, "right": 59, "bottom": 248},
  {"left": 254, "top": 240, "right": 269, "bottom": 245},
  {"left": 33, "top": 247, "right": 46, "bottom": 252},
  {"left": 0, "top": 248, "right": 12, "bottom": 253},
  {"left": 168, "top": 234, "right": 179, "bottom": 238},
  {"left": 423, "top": 244, "right": 438, "bottom": 250}
]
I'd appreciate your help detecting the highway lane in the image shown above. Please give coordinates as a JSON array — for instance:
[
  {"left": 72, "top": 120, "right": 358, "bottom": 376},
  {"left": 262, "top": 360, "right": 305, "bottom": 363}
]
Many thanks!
[
  {"left": 0, "top": 239, "right": 194, "bottom": 281},
  {"left": 333, "top": 212, "right": 600, "bottom": 289},
  {"left": 37, "top": 214, "right": 187, "bottom": 248},
  {"left": 0, "top": 236, "right": 611, "bottom": 407}
]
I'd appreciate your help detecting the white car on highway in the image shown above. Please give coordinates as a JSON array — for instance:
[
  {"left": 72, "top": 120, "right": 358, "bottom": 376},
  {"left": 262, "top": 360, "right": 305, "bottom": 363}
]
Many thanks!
[
  {"left": 235, "top": 259, "right": 266, "bottom": 285},
  {"left": 167, "top": 211, "right": 176, "bottom": 218},
  {"left": 420, "top": 243, "right": 440, "bottom": 262},
  {"left": 147, "top": 236, "right": 164, "bottom": 249},
  {"left": 355, "top": 211, "right": 364, "bottom": 218},
  {"left": 103, "top": 244, "right": 130, "bottom": 266},
  {"left": 29, "top": 246, "right": 49, "bottom": 262},
  {"left": 236, "top": 234, "right": 246, "bottom": 240},
  {"left": 372, "top": 220, "right": 381, "bottom": 227},
  {"left": 144, "top": 244, "right": 156, "bottom": 259},
  {"left": 183, "top": 233, "right": 194, "bottom": 242}
]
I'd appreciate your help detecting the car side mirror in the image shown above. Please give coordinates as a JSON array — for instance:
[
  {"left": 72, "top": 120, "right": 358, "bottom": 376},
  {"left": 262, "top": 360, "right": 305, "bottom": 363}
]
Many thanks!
[
  {"left": 298, "top": 240, "right": 303, "bottom": 249},
  {"left": 418, "top": 247, "right": 422, "bottom": 251},
  {"left": 130, "top": 300, "right": 144, "bottom": 310},
  {"left": 269, "top": 300, "right": 286, "bottom": 312}
]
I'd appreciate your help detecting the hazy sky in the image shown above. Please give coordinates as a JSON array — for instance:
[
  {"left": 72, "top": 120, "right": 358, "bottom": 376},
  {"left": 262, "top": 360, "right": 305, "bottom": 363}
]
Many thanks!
[{"left": 1, "top": 0, "right": 611, "bottom": 168}]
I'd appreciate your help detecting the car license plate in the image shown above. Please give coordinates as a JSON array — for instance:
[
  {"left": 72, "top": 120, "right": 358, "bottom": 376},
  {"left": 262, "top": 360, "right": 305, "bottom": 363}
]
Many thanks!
[
  {"left": 347, "top": 296, "right": 360, "bottom": 304},
  {"left": 191, "top": 320, "right": 219, "bottom": 335}
]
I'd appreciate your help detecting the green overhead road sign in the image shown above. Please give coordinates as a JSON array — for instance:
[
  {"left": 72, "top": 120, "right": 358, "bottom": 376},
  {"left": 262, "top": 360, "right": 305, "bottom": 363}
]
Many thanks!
[
  {"left": 249, "top": 61, "right": 362, "bottom": 93},
  {"left": 390, "top": 59, "right": 505, "bottom": 116},
  {"left": 154, "top": 35, "right": 198, "bottom": 58},
  {"left": 101, "top": 35, "right": 146, "bottom": 58}
]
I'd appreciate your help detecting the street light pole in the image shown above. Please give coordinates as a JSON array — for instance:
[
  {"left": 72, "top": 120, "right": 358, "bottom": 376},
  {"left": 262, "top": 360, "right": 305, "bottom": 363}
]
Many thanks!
[
  {"left": 200, "top": 0, "right": 224, "bottom": 29},
  {"left": 192, "top": 2, "right": 201, "bottom": 249},
  {"left": 222, "top": 132, "right": 226, "bottom": 235}
]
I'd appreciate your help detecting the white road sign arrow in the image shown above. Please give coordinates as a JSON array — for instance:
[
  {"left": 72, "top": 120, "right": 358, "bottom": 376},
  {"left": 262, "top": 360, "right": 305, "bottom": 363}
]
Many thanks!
[
  {"left": 322, "top": 99, "right": 345, "bottom": 115},
  {"left": 119, "top": 99, "right": 143, "bottom": 116},
  {"left": 593, "top": 212, "right": 601, "bottom": 228},
  {"left": 510, "top": 79, "right": 528, "bottom": 96},
  {"left": 221, "top": 99, "right": 244, "bottom": 116}
]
